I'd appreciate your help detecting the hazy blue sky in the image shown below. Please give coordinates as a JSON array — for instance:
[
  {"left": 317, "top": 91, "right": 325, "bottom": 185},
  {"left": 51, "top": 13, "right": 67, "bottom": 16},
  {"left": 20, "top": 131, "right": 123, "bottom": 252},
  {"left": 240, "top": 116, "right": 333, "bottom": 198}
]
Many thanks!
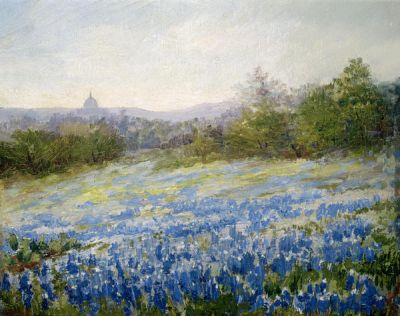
[{"left": 0, "top": 0, "right": 399, "bottom": 110}]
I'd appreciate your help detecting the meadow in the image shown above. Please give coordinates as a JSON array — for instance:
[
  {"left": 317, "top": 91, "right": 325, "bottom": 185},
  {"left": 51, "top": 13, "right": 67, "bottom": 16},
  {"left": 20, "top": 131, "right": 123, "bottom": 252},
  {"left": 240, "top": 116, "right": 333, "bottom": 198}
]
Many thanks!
[
  {"left": 0, "top": 148, "right": 398, "bottom": 315},
  {"left": 1, "top": 1, "right": 399, "bottom": 314}
]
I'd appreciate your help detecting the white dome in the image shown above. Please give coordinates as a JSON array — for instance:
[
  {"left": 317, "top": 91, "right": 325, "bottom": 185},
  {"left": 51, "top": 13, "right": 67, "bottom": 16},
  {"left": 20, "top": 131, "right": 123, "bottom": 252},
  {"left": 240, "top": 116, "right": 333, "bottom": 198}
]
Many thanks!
[{"left": 83, "top": 92, "right": 99, "bottom": 109}]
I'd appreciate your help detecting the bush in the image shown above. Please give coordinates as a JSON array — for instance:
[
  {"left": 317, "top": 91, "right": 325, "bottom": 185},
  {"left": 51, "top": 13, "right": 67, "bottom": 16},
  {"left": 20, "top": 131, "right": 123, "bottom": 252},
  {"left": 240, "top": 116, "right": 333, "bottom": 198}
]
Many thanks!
[
  {"left": 0, "top": 122, "right": 125, "bottom": 177},
  {"left": 184, "top": 128, "right": 221, "bottom": 163},
  {"left": 224, "top": 101, "right": 294, "bottom": 158}
]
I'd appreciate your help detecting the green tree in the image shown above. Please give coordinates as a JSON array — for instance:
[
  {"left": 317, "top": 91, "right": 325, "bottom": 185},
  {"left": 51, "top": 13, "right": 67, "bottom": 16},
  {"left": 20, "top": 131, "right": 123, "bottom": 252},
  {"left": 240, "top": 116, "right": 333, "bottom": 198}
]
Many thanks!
[
  {"left": 379, "top": 77, "right": 400, "bottom": 137},
  {"left": 332, "top": 57, "right": 388, "bottom": 147},
  {"left": 296, "top": 58, "right": 389, "bottom": 153},
  {"left": 296, "top": 86, "right": 344, "bottom": 152},
  {"left": 0, "top": 141, "right": 16, "bottom": 174},
  {"left": 225, "top": 101, "right": 292, "bottom": 158},
  {"left": 184, "top": 128, "right": 219, "bottom": 163}
]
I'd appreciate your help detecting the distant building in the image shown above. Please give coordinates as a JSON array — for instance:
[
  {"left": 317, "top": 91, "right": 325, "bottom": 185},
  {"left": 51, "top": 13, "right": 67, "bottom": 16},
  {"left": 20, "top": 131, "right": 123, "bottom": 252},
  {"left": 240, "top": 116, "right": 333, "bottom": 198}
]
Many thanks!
[
  {"left": 78, "top": 92, "right": 107, "bottom": 118},
  {"left": 83, "top": 92, "right": 99, "bottom": 110}
]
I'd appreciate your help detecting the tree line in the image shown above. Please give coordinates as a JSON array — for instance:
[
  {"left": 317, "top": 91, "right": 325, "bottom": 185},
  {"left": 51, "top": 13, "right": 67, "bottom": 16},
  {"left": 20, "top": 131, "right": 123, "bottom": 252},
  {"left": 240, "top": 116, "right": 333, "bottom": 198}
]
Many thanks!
[
  {"left": 183, "top": 58, "right": 399, "bottom": 163},
  {"left": 1, "top": 57, "right": 398, "bottom": 176}
]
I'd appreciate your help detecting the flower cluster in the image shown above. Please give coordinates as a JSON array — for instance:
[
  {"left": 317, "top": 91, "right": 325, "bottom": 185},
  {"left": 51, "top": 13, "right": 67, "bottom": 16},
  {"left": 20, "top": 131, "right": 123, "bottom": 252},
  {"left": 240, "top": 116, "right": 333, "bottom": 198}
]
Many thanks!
[{"left": 1, "top": 191, "right": 397, "bottom": 315}]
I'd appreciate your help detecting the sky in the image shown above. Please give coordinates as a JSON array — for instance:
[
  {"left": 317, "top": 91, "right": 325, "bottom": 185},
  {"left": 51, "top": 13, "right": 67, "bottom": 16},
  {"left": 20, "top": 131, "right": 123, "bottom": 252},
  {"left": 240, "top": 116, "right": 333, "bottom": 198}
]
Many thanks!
[{"left": 0, "top": 0, "right": 399, "bottom": 110}]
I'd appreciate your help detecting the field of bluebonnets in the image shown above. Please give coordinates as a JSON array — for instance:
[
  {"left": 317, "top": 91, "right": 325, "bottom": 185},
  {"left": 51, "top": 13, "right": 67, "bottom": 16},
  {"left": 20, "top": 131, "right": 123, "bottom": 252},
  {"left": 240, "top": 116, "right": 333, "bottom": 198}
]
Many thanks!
[{"left": 0, "top": 149, "right": 399, "bottom": 315}]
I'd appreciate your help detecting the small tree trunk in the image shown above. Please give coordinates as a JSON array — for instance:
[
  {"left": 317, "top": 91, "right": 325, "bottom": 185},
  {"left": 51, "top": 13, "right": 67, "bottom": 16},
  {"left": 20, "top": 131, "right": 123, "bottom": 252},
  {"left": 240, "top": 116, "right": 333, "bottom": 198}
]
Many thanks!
[{"left": 91, "top": 151, "right": 97, "bottom": 163}]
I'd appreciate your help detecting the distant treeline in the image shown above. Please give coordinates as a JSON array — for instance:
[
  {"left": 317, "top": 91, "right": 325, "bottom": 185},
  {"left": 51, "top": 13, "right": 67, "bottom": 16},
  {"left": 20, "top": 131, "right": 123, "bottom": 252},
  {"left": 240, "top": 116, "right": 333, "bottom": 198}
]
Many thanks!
[
  {"left": 180, "top": 58, "right": 399, "bottom": 164},
  {"left": 1, "top": 57, "right": 399, "bottom": 175},
  {"left": 0, "top": 121, "right": 124, "bottom": 177}
]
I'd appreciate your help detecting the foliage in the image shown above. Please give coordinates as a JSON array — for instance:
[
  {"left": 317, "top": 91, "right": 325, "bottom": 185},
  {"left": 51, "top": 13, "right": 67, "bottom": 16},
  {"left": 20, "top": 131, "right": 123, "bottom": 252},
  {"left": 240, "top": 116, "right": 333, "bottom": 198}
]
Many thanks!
[
  {"left": 263, "top": 269, "right": 281, "bottom": 298},
  {"left": 283, "top": 264, "right": 320, "bottom": 294},
  {"left": 356, "top": 249, "right": 400, "bottom": 292},
  {"left": 379, "top": 77, "right": 400, "bottom": 137},
  {"left": 180, "top": 58, "right": 395, "bottom": 163},
  {"left": 0, "top": 122, "right": 124, "bottom": 177},
  {"left": 336, "top": 58, "right": 391, "bottom": 146},
  {"left": 184, "top": 128, "right": 221, "bottom": 163},
  {"left": 296, "top": 86, "right": 345, "bottom": 152},
  {"left": 296, "top": 58, "right": 391, "bottom": 153},
  {"left": 3, "top": 234, "right": 81, "bottom": 271},
  {"left": 185, "top": 293, "right": 249, "bottom": 316},
  {"left": 224, "top": 101, "right": 294, "bottom": 158}
]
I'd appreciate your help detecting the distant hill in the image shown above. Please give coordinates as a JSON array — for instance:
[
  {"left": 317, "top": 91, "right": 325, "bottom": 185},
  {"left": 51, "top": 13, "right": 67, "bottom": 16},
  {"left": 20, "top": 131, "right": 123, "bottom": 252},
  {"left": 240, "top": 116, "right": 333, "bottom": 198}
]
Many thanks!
[
  {"left": 0, "top": 101, "right": 242, "bottom": 123},
  {"left": 0, "top": 107, "right": 72, "bottom": 122},
  {"left": 108, "top": 100, "right": 242, "bottom": 121}
]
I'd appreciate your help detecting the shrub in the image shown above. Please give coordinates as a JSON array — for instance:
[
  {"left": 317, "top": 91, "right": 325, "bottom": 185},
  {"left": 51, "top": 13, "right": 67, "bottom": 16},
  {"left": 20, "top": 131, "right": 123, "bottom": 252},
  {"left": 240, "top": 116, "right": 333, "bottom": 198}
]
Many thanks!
[{"left": 0, "top": 123, "right": 125, "bottom": 178}]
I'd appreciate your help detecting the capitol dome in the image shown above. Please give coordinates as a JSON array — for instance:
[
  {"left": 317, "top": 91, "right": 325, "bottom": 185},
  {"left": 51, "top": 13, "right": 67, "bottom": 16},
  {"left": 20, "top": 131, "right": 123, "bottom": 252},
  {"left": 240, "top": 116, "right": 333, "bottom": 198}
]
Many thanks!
[{"left": 83, "top": 92, "right": 99, "bottom": 109}]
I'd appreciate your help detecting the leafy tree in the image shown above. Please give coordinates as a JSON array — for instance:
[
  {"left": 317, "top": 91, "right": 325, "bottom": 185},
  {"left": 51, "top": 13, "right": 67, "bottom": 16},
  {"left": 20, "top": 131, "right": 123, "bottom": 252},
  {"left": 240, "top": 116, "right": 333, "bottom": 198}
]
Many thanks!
[
  {"left": 184, "top": 128, "right": 220, "bottom": 163},
  {"left": 296, "top": 86, "right": 345, "bottom": 152},
  {"left": 225, "top": 101, "right": 292, "bottom": 158},
  {"left": 332, "top": 57, "right": 388, "bottom": 147},
  {"left": 297, "top": 58, "right": 390, "bottom": 153},
  {"left": 0, "top": 141, "right": 16, "bottom": 174},
  {"left": 379, "top": 77, "right": 400, "bottom": 137}
]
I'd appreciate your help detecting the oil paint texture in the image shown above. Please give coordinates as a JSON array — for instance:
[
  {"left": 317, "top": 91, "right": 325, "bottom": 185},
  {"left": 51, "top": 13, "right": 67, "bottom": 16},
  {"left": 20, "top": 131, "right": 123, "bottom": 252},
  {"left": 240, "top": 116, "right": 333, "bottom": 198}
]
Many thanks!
[{"left": 0, "top": 1, "right": 399, "bottom": 315}]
